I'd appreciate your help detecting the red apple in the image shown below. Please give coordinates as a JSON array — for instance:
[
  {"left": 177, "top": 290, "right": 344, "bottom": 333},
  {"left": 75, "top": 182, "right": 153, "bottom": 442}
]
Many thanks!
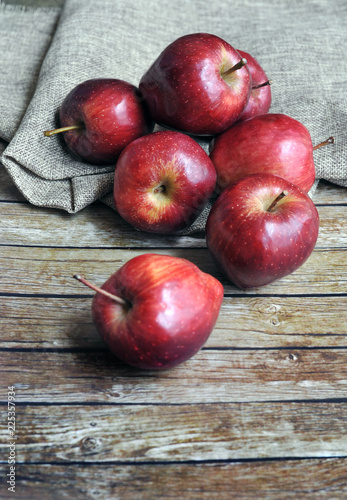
[
  {"left": 44, "top": 78, "right": 154, "bottom": 165},
  {"left": 209, "top": 113, "right": 316, "bottom": 193},
  {"left": 237, "top": 49, "right": 271, "bottom": 121},
  {"left": 205, "top": 173, "right": 319, "bottom": 289},
  {"left": 139, "top": 33, "right": 251, "bottom": 136},
  {"left": 113, "top": 130, "right": 217, "bottom": 234},
  {"left": 74, "top": 253, "right": 224, "bottom": 370}
]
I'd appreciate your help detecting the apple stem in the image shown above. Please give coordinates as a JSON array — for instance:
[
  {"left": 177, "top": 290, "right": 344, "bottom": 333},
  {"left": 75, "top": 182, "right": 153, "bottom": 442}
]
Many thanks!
[
  {"left": 73, "top": 274, "right": 129, "bottom": 307},
  {"left": 222, "top": 58, "right": 248, "bottom": 78},
  {"left": 154, "top": 185, "right": 165, "bottom": 194},
  {"left": 43, "top": 124, "right": 83, "bottom": 137},
  {"left": 252, "top": 79, "right": 273, "bottom": 90},
  {"left": 268, "top": 191, "right": 288, "bottom": 212},
  {"left": 312, "top": 136, "right": 335, "bottom": 151}
]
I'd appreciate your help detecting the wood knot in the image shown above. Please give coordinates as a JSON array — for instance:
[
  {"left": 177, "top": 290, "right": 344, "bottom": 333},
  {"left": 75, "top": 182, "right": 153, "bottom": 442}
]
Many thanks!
[
  {"left": 80, "top": 436, "right": 98, "bottom": 451},
  {"left": 288, "top": 353, "right": 298, "bottom": 361},
  {"left": 263, "top": 303, "right": 283, "bottom": 327},
  {"left": 270, "top": 317, "right": 280, "bottom": 326},
  {"left": 265, "top": 304, "right": 281, "bottom": 314}
]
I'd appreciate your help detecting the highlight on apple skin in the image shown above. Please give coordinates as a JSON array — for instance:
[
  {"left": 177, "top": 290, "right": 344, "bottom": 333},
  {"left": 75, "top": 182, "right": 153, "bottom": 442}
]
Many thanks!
[
  {"left": 74, "top": 253, "right": 224, "bottom": 370},
  {"left": 139, "top": 32, "right": 251, "bottom": 136},
  {"left": 209, "top": 113, "right": 316, "bottom": 194},
  {"left": 113, "top": 130, "right": 217, "bottom": 234},
  {"left": 205, "top": 173, "right": 319, "bottom": 289}
]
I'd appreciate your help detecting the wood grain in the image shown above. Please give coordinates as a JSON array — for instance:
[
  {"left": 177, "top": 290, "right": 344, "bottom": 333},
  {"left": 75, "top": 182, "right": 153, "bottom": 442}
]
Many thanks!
[
  {"left": 1, "top": 245, "right": 346, "bottom": 295},
  {"left": 0, "top": 402, "right": 346, "bottom": 463},
  {"left": 314, "top": 180, "right": 347, "bottom": 205},
  {"left": 0, "top": 201, "right": 206, "bottom": 248},
  {"left": 0, "top": 459, "right": 346, "bottom": 500},
  {"left": 1, "top": 294, "right": 346, "bottom": 349},
  {"left": 0, "top": 201, "right": 346, "bottom": 249},
  {"left": 1, "top": 159, "right": 346, "bottom": 498},
  {"left": 1, "top": 348, "right": 346, "bottom": 404}
]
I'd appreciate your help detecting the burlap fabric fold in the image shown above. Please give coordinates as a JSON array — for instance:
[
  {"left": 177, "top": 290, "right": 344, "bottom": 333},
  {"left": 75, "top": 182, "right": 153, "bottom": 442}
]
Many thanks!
[{"left": 0, "top": 0, "right": 346, "bottom": 223}]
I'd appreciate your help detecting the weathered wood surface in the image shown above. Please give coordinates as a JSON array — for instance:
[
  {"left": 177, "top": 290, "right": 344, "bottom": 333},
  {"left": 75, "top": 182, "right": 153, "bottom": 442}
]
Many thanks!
[
  {"left": 1, "top": 201, "right": 346, "bottom": 249},
  {"left": 1, "top": 245, "right": 347, "bottom": 295},
  {"left": 1, "top": 155, "right": 347, "bottom": 499},
  {"left": 0, "top": 459, "right": 346, "bottom": 500},
  {"left": 1, "top": 402, "right": 347, "bottom": 462},
  {"left": 1, "top": 295, "right": 346, "bottom": 349},
  {"left": 1, "top": 348, "right": 347, "bottom": 403}
]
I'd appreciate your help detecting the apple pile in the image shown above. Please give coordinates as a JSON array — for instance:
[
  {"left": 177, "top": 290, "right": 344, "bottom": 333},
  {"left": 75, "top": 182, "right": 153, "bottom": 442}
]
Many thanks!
[{"left": 47, "top": 33, "right": 334, "bottom": 369}]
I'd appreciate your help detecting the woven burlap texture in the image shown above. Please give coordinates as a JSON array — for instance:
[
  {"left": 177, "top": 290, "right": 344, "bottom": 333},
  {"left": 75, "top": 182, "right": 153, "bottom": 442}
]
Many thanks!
[{"left": 0, "top": 0, "right": 346, "bottom": 226}]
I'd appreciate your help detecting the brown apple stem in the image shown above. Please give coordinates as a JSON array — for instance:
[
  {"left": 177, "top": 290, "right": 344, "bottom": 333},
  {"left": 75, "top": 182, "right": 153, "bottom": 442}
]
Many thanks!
[
  {"left": 268, "top": 191, "right": 288, "bottom": 212},
  {"left": 222, "top": 58, "right": 248, "bottom": 78},
  {"left": 43, "top": 124, "right": 83, "bottom": 137},
  {"left": 73, "top": 274, "right": 128, "bottom": 306},
  {"left": 252, "top": 79, "right": 273, "bottom": 90},
  {"left": 312, "top": 136, "right": 335, "bottom": 151}
]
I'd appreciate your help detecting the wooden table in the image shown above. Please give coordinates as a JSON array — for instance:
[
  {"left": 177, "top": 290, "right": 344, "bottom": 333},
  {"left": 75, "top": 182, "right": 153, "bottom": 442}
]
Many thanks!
[{"left": 1, "top": 144, "right": 347, "bottom": 498}]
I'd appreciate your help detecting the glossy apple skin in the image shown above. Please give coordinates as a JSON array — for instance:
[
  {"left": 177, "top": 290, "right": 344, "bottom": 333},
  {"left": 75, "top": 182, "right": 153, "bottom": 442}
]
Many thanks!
[
  {"left": 237, "top": 49, "right": 271, "bottom": 121},
  {"left": 113, "top": 130, "right": 217, "bottom": 234},
  {"left": 210, "top": 113, "right": 316, "bottom": 193},
  {"left": 206, "top": 173, "right": 319, "bottom": 289},
  {"left": 91, "top": 253, "right": 224, "bottom": 370},
  {"left": 139, "top": 33, "right": 251, "bottom": 136},
  {"left": 59, "top": 78, "right": 154, "bottom": 165}
]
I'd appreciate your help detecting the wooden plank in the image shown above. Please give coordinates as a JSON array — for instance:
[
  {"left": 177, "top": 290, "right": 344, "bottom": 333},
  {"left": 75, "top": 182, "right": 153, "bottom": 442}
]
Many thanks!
[
  {"left": 1, "top": 349, "right": 346, "bottom": 403},
  {"left": 218, "top": 295, "right": 347, "bottom": 347},
  {"left": 0, "top": 402, "right": 346, "bottom": 463},
  {"left": 316, "top": 205, "right": 347, "bottom": 249},
  {"left": 0, "top": 201, "right": 346, "bottom": 249},
  {"left": 0, "top": 201, "right": 206, "bottom": 248},
  {"left": 314, "top": 180, "right": 347, "bottom": 205},
  {"left": 0, "top": 459, "right": 346, "bottom": 500},
  {"left": 0, "top": 246, "right": 346, "bottom": 296},
  {"left": 1, "top": 294, "right": 346, "bottom": 349}
]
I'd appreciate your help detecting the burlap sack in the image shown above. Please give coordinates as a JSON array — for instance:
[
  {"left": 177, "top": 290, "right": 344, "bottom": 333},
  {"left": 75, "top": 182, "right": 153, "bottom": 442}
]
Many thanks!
[{"left": 0, "top": 0, "right": 346, "bottom": 229}]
